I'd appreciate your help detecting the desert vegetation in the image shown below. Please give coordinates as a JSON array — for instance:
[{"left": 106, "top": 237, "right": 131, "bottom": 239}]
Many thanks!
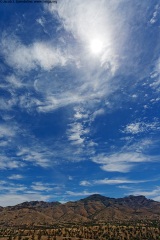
[{"left": 0, "top": 220, "right": 160, "bottom": 240}]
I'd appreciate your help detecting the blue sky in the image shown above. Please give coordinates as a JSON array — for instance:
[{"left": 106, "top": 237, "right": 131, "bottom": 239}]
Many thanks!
[{"left": 0, "top": 0, "right": 160, "bottom": 206}]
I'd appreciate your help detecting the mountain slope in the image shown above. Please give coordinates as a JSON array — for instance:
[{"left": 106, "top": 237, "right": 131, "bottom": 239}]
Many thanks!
[{"left": 0, "top": 194, "right": 160, "bottom": 226}]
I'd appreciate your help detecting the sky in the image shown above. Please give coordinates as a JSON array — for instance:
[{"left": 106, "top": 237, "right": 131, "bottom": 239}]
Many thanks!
[{"left": 0, "top": 0, "right": 160, "bottom": 207}]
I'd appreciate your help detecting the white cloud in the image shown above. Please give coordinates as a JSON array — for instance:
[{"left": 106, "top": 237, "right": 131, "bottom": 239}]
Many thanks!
[
  {"left": 123, "top": 121, "right": 160, "bottom": 135},
  {"left": 67, "top": 121, "right": 89, "bottom": 145},
  {"left": 32, "top": 42, "right": 67, "bottom": 70},
  {"left": 92, "top": 152, "right": 150, "bottom": 173},
  {"left": 74, "top": 107, "right": 89, "bottom": 120},
  {"left": 0, "top": 1, "right": 157, "bottom": 117},
  {"left": 150, "top": 58, "right": 160, "bottom": 90},
  {"left": 36, "top": 17, "right": 45, "bottom": 27},
  {"left": 0, "top": 124, "right": 16, "bottom": 138},
  {"left": 66, "top": 190, "right": 99, "bottom": 197},
  {"left": 80, "top": 181, "right": 91, "bottom": 187},
  {"left": 31, "top": 182, "right": 53, "bottom": 192},
  {"left": 0, "top": 155, "right": 26, "bottom": 170},
  {"left": 17, "top": 147, "right": 50, "bottom": 168},
  {"left": 100, "top": 163, "right": 133, "bottom": 173},
  {"left": 8, "top": 174, "right": 24, "bottom": 180},
  {"left": 1, "top": 36, "right": 69, "bottom": 72},
  {"left": 19, "top": 94, "right": 42, "bottom": 113},
  {"left": 36, "top": 92, "right": 85, "bottom": 113},
  {"left": 0, "top": 180, "right": 62, "bottom": 206},
  {"left": 0, "top": 193, "right": 51, "bottom": 207},
  {"left": 92, "top": 108, "right": 105, "bottom": 121},
  {"left": 88, "top": 141, "right": 98, "bottom": 147},
  {"left": 149, "top": 4, "right": 160, "bottom": 24},
  {"left": 0, "top": 97, "right": 17, "bottom": 111},
  {"left": 80, "top": 177, "right": 151, "bottom": 186},
  {"left": 0, "top": 181, "right": 27, "bottom": 193},
  {"left": 6, "top": 75, "right": 23, "bottom": 89}
]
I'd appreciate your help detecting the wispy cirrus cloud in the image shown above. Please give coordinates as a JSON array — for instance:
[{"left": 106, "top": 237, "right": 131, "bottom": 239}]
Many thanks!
[
  {"left": 1, "top": 0, "right": 150, "bottom": 115},
  {"left": 92, "top": 152, "right": 154, "bottom": 173},
  {"left": 8, "top": 174, "right": 24, "bottom": 180},
  {"left": 0, "top": 180, "right": 27, "bottom": 193},
  {"left": 17, "top": 147, "right": 50, "bottom": 168},
  {"left": 80, "top": 177, "right": 150, "bottom": 186},
  {"left": 1, "top": 35, "right": 69, "bottom": 72},
  {"left": 0, "top": 155, "right": 26, "bottom": 170},
  {"left": 122, "top": 120, "right": 160, "bottom": 135},
  {"left": 0, "top": 193, "right": 51, "bottom": 207},
  {"left": 31, "top": 182, "right": 56, "bottom": 192},
  {"left": 149, "top": 4, "right": 160, "bottom": 24},
  {"left": 150, "top": 57, "right": 160, "bottom": 91},
  {"left": 67, "top": 122, "right": 89, "bottom": 145},
  {"left": 66, "top": 190, "right": 99, "bottom": 197},
  {"left": 0, "top": 179, "right": 64, "bottom": 206},
  {"left": 0, "top": 124, "right": 16, "bottom": 138}
]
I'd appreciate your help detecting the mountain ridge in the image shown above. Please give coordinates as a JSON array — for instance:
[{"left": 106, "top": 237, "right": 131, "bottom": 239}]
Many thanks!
[
  {"left": 0, "top": 194, "right": 160, "bottom": 226},
  {"left": 2, "top": 194, "right": 155, "bottom": 208}
]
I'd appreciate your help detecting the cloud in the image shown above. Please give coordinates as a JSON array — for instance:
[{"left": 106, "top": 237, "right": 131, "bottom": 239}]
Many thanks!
[
  {"left": 0, "top": 120, "right": 56, "bottom": 169},
  {"left": 101, "top": 164, "right": 132, "bottom": 173},
  {"left": 36, "top": 17, "right": 46, "bottom": 27},
  {"left": 149, "top": 4, "right": 160, "bottom": 24},
  {"left": 0, "top": 1, "right": 158, "bottom": 117},
  {"left": 5, "top": 75, "right": 24, "bottom": 89},
  {"left": 150, "top": 58, "right": 160, "bottom": 90},
  {"left": 80, "top": 177, "right": 149, "bottom": 186},
  {"left": 0, "top": 181, "right": 27, "bottom": 194},
  {"left": 67, "top": 105, "right": 105, "bottom": 150},
  {"left": 66, "top": 190, "right": 99, "bottom": 197},
  {"left": 1, "top": 0, "right": 141, "bottom": 115},
  {"left": 67, "top": 122, "right": 89, "bottom": 145},
  {"left": 17, "top": 147, "right": 50, "bottom": 168},
  {"left": 122, "top": 120, "right": 160, "bottom": 135},
  {"left": 8, "top": 174, "right": 24, "bottom": 180},
  {"left": 0, "top": 193, "right": 51, "bottom": 207},
  {"left": 0, "top": 155, "right": 26, "bottom": 170},
  {"left": 1, "top": 35, "right": 69, "bottom": 72},
  {"left": 31, "top": 182, "right": 54, "bottom": 192},
  {"left": 79, "top": 181, "right": 91, "bottom": 187},
  {"left": 0, "top": 124, "right": 16, "bottom": 138},
  {"left": 92, "top": 152, "right": 151, "bottom": 173},
  {"left": 92, "top": 108, "right": 105, "bottom": 120},
  {"left": 0, "top": 180, "right": 63, "bottom": 206}
]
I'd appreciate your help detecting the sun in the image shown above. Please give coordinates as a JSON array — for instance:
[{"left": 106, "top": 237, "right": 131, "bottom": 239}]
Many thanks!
[{"left": 90, "top": 38, "right": 103, "bottom": 55}]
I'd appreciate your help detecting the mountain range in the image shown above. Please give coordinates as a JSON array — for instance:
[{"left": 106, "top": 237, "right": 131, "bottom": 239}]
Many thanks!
[{"left": 0, "top": 194, "right": 160, "bottom": 226}]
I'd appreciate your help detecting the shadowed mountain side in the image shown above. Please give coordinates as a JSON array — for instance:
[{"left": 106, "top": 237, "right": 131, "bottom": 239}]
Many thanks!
[{"left": 0, "top": 194, "right": 160, "bottom": 226}]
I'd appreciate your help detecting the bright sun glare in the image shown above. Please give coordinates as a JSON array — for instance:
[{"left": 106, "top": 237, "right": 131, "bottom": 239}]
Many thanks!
[{"left": 90, "top": 39, "right": 103, "bottom": 55}]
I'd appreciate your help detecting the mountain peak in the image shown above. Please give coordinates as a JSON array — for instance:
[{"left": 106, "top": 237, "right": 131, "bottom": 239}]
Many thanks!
[{"left": 81, "top": 194, "right": 110, "bottom": 201}]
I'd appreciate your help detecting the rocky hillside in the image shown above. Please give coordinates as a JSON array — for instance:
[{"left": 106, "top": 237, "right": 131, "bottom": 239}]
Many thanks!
[{"left": 0, "top": 194, "right": 160, "bottom": 226}]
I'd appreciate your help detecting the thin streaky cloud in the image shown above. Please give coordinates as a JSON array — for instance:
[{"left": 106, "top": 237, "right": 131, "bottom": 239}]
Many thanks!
[{"left": 80, "top": 177, "right": 152, "bottom": 186}]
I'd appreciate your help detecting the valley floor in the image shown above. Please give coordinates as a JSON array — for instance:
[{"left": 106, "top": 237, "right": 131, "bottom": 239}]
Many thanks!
[{"left": 0, "top": 220, "right": 160, "bottom": 240}]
